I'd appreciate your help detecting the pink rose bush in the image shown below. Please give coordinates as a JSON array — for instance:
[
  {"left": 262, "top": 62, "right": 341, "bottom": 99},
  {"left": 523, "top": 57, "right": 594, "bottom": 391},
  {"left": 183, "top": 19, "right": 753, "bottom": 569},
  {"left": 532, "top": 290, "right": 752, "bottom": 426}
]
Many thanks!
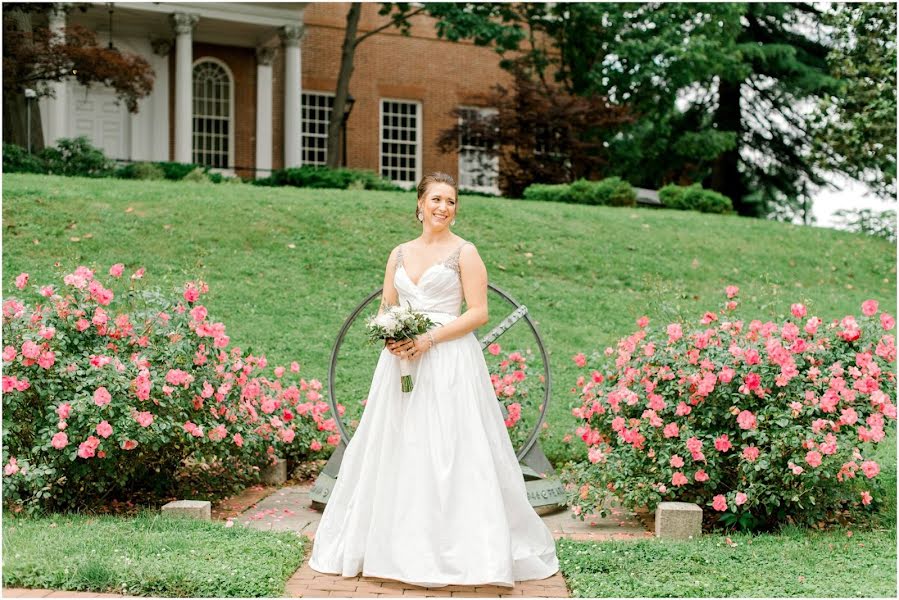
[
  {"left": 564, "top": 289, "right": 896, "bottom": 530},
  {"left": 2, "top": 264, "right": 342, "bottom": 512},
  {"left": 487, "top": 345, "right": 543, "bottom": 451}
]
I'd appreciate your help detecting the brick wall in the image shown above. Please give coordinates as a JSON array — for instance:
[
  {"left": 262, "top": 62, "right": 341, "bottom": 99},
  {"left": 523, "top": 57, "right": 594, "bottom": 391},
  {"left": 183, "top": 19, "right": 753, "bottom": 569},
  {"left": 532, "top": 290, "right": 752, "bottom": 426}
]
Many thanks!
[{"left": 302, "top": 3, "right": 513, "bottom": 183}]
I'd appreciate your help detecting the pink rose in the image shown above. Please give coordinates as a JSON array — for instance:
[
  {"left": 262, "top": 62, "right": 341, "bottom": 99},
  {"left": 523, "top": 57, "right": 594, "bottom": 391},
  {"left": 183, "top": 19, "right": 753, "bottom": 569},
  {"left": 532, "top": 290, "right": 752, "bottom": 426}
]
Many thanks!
[
  {"left": 135, "top": 411, "right": 154, "bottom": 428},
  {"left": 694, "top": 469, "right": 709, "bottom": 482},
  {"left": 51, "top": 432, "right": 68, "bottom": 449},
  {"left": 860, "top": 460, "right": 880, "bottom": 479},
  {"left": 726, "top": 285, "right": 739, "bottom": 299},
  {"left": 881, "top": 313, "right": 895, "bottom": 331},
  {"left": 122, "top": 439, "right": 138, "bottom": 450},
  {"left": 789, "top": 461, "right": 804, "bottom": 475},
  {"left": 636, "top": 316, "right": 649, "bottom": 328},
  {"left": 714, "top": 435, "right": 732, "bottom": 452},
  {"left": 735, "top": 492, "right": 748, "bottom": 506},
  {"left": 671, "top": 472, "right": 688, "bottom": 486},
  {"left": 573, "top": 353, "right": 587, "bottom": 367},
  {"left": 78, "top": 436, "right": 100, "bottom": 459},
  {"left": 274, "top": 366, "right": 285, "bottom": 378},
  {"left": 232, "top": 433, "right": 244, "bottom": 447},
  {"left": 131, "top": 267, "right": 145, "bottom": 280},
  {"left": 737, "top": 410, "right": 757, "bottom": 430},
  {"left": 56, "top": 403, "right": 72, "bottom": 419},
  {"left": 487, "top": 343, "right": 501, "bottom": 356},
  {"left": 791, "top": 303, "right": 807, "bottom": 318},
  {"left": 4, "top": 458, "right": 19, "bottom": 476},
  {"left": 2, "top": 346, "right": 16, "bottom": 362},
  {"left": 743, "top": 446, "right": 760, "bottom": 462},
  {"left": 712, "top": 495, "right": 728, "bottom": 511},
  {"left": 310, "top": 439, "right": 323, "bottom": 451},
  {"left": 96, "top": 420, "right": 113, "bottom": 439},
  {"left": 14, "top": 273, "right": 29, "bottom": 290},
  {"left": 109, "top": 263, "right": 125, "bottom": 277},
  {"left": 93, "top": 387, "right": 112, "bottom": 407},
  {"left": 663, "top": 422, "right": 680, "bottom": 439},
  {"left": 861, "top": 491, "right": 873, "bottom": 506},
  {"left": 670, "top": 455, "right": 684, "bottom": 468},
  {"left": 667, "top": 323, "right": 683, "bottom": 343},
  {"left": 805, "top": 450, "right": 822, "bottom": 468},
  {"left": 861, "top": 300, "right": 879, "bottom": 317}
]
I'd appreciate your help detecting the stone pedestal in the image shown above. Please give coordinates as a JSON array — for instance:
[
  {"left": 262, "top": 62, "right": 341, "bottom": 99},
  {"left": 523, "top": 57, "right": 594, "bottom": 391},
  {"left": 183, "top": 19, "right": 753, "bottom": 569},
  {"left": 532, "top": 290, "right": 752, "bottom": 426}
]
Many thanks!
[
  {"left": 655, "top": 502, "right": 702, "bottom": 540},
  {"left": 261, "top": 457, "right": 287, "bottom": 485},
  {"left": 161, "top": 499, "right": 211, "bottom": 521}
]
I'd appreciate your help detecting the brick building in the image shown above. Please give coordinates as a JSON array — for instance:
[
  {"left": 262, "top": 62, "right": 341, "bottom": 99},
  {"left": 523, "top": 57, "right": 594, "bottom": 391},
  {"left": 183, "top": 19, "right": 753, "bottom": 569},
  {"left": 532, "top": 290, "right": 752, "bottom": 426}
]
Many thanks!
[{"left": 38, "top": 2, "right": 509, "bottom": 190}]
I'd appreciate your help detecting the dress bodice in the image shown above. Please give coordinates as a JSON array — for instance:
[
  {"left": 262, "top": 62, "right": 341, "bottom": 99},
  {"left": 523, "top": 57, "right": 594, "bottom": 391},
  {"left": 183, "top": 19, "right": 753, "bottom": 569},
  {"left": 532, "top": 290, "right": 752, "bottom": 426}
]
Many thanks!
[{"left": 393, "top": 242, "right": 470, "bottom": 319}]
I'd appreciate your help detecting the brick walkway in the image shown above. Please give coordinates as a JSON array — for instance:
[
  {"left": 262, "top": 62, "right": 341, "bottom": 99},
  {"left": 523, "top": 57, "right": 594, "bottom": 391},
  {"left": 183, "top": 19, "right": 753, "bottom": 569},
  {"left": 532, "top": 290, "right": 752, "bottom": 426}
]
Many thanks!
[{"left": 4, "top": 482, "right": 652, "bottom": 599}]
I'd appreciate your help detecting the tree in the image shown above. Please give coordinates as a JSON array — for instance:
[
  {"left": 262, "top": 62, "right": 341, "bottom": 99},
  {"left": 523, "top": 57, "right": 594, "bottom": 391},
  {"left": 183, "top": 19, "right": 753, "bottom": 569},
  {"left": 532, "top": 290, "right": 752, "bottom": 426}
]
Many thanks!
[
  {"left": 325, "top": 2, "right": 526, "bottom": 169},
  {"left": 810, "top": 2, "right": 897, "bottom": 200},
  {"left": 2, "top": 4, "right": 154, "bottom": 149},
  {"left": 436, "top": 66, "right": 633, "bottom": 197}
]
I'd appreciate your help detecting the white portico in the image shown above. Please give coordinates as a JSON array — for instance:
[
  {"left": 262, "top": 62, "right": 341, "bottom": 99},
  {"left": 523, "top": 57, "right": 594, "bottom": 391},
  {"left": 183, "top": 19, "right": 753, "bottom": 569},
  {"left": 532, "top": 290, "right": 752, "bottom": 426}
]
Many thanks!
[{"left": 41, "top": 2, "right": 306, "bottom": 172}]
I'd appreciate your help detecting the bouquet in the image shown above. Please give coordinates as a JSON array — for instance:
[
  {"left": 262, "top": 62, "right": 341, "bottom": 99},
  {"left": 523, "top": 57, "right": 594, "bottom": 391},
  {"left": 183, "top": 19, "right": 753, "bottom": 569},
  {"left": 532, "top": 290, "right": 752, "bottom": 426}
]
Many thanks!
[{"left": 367, "top": 304, "right": 435, "bottom": 392}]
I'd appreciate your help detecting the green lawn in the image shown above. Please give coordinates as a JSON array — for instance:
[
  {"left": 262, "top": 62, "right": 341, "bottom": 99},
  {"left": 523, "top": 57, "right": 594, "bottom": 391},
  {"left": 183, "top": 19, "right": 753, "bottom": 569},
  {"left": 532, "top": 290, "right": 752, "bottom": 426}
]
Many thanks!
[
  {"left": 557, "top": 526, "right": 897, "bottom": 597},
  {"left": 1, "top": 511, "right": 305, "bottom": 597},
  {"left": 3, "top": 174, "right": 895, "bottom": 465},
  {"left": 3, "top": 174, "right": 897, "bottom": 597}
]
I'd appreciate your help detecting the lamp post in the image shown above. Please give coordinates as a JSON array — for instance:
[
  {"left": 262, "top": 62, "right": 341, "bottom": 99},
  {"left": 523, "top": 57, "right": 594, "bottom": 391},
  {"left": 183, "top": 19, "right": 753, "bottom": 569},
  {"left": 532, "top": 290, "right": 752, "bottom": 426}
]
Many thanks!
[
  {"left": 24, "top": 88, "right": 37, "bottom": 153},
  {"left": 341, "top": 94, "right": 355, "bottom": 168}
]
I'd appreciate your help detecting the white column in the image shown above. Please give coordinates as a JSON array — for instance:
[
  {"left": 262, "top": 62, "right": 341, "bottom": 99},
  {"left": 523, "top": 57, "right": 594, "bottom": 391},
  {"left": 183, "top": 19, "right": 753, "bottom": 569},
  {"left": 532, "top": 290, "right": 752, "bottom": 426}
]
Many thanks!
[
  {"left": 279, "top": 25, "right": 303, "bottom": 168},
  {"left": 255, "top": 47, "right": 276, "bottom": 177},
  {"left": 172, "top": 13, "right": 198, "bottom": 163},
  {"left": 149, "top": 38, "right": 173, "bottom": 161},
  {"left": 47, "top": 3, "right": 68, "bottom": 145}
]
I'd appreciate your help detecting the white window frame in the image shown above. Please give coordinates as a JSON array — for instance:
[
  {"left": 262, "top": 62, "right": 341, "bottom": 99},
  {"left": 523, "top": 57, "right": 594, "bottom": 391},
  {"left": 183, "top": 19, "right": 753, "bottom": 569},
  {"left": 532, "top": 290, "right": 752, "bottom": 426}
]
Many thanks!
[
  {"left": 457, "top": 105, "right": 499, "bottom": 195},
  {"left": 379, "top": 98, "right": 422, "bottom": 188},
  {"left": 301, "top": 91, "right": 334, "bottom": 166},
  {"left": 191, "top": 57, "right": 235, "bottom": 174}
]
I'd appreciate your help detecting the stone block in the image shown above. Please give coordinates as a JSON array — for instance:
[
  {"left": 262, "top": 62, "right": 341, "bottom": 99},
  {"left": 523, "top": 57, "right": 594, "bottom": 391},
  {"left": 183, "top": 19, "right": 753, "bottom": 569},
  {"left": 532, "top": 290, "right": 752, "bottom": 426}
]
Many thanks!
[
  {"left": 261, "top": 457, "right": 287, "bottom": 485},
  {"left": 161, "top": 499, "right": 211, "bottom": 521},
  {"left": 654, "top": 501, "right": 702, "bottom": 540}
]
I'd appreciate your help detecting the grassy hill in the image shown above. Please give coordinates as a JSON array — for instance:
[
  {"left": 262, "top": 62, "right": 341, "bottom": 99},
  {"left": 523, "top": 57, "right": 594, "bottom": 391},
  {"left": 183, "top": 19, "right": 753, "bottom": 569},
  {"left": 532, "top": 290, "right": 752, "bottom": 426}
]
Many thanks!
[{"left": 3, "top": 174, "right": 896, "bottom": 464}]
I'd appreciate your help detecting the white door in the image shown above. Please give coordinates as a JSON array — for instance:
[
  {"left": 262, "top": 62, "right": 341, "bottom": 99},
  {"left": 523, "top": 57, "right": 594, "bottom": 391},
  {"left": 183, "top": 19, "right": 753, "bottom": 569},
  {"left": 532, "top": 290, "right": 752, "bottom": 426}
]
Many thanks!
[{"left": 68, "top": 83, "right": 130, "bottom": 160}]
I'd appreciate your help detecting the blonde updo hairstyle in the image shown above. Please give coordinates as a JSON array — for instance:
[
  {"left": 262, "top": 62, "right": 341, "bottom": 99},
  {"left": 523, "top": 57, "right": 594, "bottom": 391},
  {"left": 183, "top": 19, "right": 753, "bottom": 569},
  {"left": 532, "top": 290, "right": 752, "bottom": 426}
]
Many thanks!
[{"left": 415, "top": 172, "right": 458, "bottom": 222}]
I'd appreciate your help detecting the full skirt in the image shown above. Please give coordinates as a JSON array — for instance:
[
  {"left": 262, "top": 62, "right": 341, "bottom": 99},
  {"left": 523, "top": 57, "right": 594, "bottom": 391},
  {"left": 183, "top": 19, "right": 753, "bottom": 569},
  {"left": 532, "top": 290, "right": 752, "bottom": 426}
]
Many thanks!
[{"left": 308, "top": 330, "right": 559, "bottom": 587}]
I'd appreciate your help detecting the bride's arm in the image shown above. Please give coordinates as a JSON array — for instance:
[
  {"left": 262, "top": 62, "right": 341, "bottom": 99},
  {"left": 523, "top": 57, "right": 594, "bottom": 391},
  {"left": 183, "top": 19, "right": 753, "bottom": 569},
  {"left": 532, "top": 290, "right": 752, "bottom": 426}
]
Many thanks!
[
  {"left": 378, "top": 246, "right": 400, "bottom": 315},
  {"left": 426, "top": 244, "right": 489, "bottom": 347}
]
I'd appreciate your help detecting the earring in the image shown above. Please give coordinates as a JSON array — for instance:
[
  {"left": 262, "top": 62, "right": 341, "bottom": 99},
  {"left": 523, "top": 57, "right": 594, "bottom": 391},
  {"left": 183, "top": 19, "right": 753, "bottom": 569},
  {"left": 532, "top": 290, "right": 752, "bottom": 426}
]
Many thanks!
[
  {"left": 451, "top": 219, "right": 456, "bottom": 226},
  {"left": 418, "top": 212, "right": 424, "bottom": 222}
]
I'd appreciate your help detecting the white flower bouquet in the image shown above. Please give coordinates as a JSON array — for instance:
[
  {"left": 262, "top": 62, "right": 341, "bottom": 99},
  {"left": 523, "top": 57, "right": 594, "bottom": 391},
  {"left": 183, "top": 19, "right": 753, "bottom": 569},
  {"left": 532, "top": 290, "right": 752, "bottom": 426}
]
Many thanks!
[{"left": 367, "top": 304, "right": 435, "bottom": 393}]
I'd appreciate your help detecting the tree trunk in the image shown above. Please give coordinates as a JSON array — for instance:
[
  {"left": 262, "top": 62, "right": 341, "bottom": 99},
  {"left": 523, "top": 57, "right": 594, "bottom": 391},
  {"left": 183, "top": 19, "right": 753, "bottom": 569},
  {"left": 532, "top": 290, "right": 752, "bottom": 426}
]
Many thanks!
[
  {"left": 3, "top": 8, "right": 46, "bottom": 151},
  {"left": 706, "top": 78, "right": 752, "bottom": 216},
  {"left": 326, "top": 3, "right": 361, "bottom": 169}
]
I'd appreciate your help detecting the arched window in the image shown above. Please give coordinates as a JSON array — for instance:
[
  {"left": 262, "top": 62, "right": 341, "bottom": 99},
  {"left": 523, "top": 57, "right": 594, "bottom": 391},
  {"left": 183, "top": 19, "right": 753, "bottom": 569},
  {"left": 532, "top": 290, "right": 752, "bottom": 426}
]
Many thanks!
[{"left": 192, "top": 59, "right": 233, "bottom": 169}]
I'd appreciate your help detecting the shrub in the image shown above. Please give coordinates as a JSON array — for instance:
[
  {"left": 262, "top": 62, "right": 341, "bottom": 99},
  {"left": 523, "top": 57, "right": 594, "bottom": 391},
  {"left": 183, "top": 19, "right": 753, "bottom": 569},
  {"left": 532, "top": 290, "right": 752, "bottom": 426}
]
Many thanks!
[
  {"left": 153, "top": 161, "right": 207, "bottom": 181},
  {"left": 182, "top": 167, "right": 212, "bottom": 184},
  {"left": 564, "top": 290, "right": 896, "bottom": 530},
  {"left": 39, "top": 136, "right": 113, "bottom": 177},
  {"left": 116, "top": 162, "right": 165, "bottom": 180},
  {"left": 253, "top": 166, "right": 402, "bottom": 191},
  {"left": 486, "top": 344, "right": 541, "bottom": 451},
  {"left": 523, "top": 178, "right": 637, "bottom": 207},
  {"left": 1, "top": 265, "right": 343, "bottom": 513},
  {"left": 522, "top": 183, "right": 570, "bottom": 203},
  {"left": 659, "top": 183, "right": 734, "bottom": 214},
  {"left": 3, "top": 143, "right": 47, "bottom": 174}
]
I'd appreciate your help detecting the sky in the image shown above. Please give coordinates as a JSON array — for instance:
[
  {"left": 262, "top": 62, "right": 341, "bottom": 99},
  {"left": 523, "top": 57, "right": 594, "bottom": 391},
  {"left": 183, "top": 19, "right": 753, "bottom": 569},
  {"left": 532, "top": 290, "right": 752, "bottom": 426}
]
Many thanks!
[{"left": 810, "top": 173, "right": 896, "bottom": 230}]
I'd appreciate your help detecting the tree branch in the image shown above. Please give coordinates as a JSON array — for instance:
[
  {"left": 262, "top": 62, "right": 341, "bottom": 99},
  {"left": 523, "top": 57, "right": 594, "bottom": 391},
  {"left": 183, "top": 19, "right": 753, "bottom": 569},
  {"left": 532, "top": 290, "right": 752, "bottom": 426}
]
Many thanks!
[{"left": 354, "top": 6, "right": 428, "bottom": 46}]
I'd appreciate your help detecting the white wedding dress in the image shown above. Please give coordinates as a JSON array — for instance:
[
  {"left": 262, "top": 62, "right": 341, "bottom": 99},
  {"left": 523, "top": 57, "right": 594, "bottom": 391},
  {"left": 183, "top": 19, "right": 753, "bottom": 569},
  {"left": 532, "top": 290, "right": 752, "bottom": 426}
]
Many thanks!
[{"left": 308, "top": 241, "right": 559, "bottom": 587}]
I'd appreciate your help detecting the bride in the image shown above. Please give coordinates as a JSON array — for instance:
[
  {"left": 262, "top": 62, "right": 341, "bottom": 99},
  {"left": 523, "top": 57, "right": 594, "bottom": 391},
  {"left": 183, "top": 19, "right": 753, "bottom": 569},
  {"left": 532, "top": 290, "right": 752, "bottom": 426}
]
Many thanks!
[{"left": 308, "top": 172, "right": 559, "bottom": 587}]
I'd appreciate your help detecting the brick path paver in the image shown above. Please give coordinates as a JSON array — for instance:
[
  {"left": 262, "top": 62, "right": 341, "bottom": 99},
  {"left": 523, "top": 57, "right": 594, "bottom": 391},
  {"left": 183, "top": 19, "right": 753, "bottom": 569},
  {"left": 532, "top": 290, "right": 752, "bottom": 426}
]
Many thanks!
[{"left": 4, "top": 481, "right": 652, "bottom": 599}]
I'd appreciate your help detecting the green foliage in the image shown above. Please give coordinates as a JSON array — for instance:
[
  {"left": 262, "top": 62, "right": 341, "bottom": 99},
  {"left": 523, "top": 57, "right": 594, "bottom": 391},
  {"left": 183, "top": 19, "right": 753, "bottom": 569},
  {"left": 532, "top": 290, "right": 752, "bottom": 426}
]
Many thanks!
[
  {"left": 2, "top": 143, "right": 46, "bottom": 174},
  {"left": 812, "top": 3, "right": 897, "bottom": 199},
  {"left": 38, "top": 136, "right": 113, "bottom": 177},
  {"left": 182, "top": 167, "right": 212, "bottom": 184},
  {"left": 115, "top": 162, "right": 165, "bottom": 180},
  {"left": 522, "top": 178, "right": 637, "bottom": 207},
  {"left": 659, "top": 183, "right": 734, "bottom": 214},
  {"left": 253, "top": 166, "right": 402, "bottom": 191},
  {"left": 832, "top": 208, "right": 897, "bottom": 243},
  {"left": 1, "top": 511, "right": 305, "bottom": 597}
]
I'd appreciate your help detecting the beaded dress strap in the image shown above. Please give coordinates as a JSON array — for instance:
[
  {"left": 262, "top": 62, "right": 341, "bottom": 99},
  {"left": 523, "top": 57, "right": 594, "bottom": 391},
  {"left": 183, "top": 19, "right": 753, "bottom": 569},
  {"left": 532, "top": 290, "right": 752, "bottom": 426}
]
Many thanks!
[
  {"left": 444, "top": 241, "right": 473, "bottom": 274},
  {"left": 395, "top": 245, "right": 405, "bottom": 271}
]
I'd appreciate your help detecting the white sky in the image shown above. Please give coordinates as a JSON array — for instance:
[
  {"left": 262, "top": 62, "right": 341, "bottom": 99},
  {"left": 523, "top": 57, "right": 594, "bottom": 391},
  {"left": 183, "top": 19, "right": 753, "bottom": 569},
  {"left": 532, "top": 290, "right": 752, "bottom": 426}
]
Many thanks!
[{"left": 811, "top": 173, "right": 897, "bottom": 229}]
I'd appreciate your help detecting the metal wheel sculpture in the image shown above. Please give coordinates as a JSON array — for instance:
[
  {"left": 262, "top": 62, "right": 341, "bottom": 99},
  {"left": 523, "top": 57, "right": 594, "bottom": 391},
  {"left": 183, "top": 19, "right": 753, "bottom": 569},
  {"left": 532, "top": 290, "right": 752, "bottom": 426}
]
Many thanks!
[{"left": 310, "top": 284, "right": 566, "bottom": 513}]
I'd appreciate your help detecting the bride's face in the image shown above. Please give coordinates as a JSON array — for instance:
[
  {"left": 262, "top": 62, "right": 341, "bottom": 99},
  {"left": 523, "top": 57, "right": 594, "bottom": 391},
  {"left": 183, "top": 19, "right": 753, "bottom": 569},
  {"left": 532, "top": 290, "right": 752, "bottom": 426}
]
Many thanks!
[{"left": 418, "top": 183, "right": 457, "bottom": 230}]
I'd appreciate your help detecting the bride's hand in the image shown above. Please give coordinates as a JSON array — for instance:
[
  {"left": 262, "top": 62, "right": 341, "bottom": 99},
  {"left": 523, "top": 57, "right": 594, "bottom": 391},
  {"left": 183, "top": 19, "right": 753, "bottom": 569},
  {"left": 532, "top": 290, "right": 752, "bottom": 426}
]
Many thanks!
[{"left": 404, "top": 335, "right": 430, "bottom": 361}]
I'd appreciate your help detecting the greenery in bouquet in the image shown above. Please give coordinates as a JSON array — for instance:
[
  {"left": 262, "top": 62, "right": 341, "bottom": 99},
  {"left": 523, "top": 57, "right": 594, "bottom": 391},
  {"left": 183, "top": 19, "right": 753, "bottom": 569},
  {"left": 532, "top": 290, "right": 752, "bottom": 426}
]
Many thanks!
[
  {"left": 366, "top": 304, "right": 435, "bottom": 392},
  {"left": 2, "top": 265, "right": 342, "bottom": 513},
  {"left": 563, "top": 287, "right": 896, "bottom": 531}
]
